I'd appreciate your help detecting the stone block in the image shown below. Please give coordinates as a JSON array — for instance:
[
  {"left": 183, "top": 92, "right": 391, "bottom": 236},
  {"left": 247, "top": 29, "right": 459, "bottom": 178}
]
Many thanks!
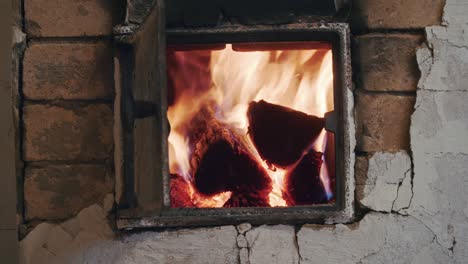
[
  {"left": 237, "top": 223, "right": 252, "bottom": 234},
  {"left": 237, "top": 234, "right": 248, "bottom": 248},
  {"left": 355, "top": 92, "right": 415, "bottom": 152},
  {"left": 24, "top": 165, "right": 113, "bottom": 220},
  {"left": 23, "top": 43, "right": 113, "bottom": 100},
  {"left": 25, "top": 0, "right": 115, "bottom": 37},
  {"left": 353, "top": 34, "right": 424, "bottom": 92},
  {"left": 239, "top": 248, "right": 249, "bottom": 264},
  {"left": 351, "top": 0, "right": 444, "bottom": 30},
  {"left": 23, "top": 104, "right": 113, "bottom": 161}
]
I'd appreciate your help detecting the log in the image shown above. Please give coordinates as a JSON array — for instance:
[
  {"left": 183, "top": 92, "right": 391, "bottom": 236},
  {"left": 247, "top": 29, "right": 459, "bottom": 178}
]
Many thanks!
[
  {"left": 223, "top": 187, "right": 270, "bottom": 207},
  {"left": 282, "top": 151, "right": 329, "bottom": 206},
  {"left": 247, "top": 100, "right": 325, "bottom": 168},
  {"left": 189, "top": 105, "right": 272, "bottom": 199},
  {"left": 170, "top": 173, "right": 195, "bottom": 208}
]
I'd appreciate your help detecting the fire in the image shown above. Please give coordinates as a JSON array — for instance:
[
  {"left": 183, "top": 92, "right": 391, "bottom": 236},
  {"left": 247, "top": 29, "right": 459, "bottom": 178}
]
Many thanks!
[{"left": 168, "top": 44, "right": 334, "bottom": 207}]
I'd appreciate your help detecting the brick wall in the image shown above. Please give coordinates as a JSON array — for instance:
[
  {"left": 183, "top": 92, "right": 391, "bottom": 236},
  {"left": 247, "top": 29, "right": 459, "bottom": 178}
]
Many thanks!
[
  {"left": 20, "top": 0, "right": 121, "bottom": 224},
  {"left": 18, "top": 1, "right": 468, "bottom": 263},
  {"left": 350, "top": 0, "right": 444, "bottom": 203},
  {"left": 18, "top": 0, "right": 444, "bottom": 224}
]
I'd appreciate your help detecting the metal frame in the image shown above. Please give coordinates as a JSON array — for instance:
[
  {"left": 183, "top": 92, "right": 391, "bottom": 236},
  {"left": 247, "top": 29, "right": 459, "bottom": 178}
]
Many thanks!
[{"left": 117, "top": 22, "right": 354, "bottom": 229}]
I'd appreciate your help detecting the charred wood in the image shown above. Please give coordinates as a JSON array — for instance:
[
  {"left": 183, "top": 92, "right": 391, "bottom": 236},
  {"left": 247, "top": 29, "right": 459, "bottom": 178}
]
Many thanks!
[
  {"left": 170, "top": 174, "right": 195, "bottom": 208},
  {"left": 189, "top": 105, "right": 272, "bottom": 199},
  {"left": 283, "top": 151, "right": 328, "bottom": 206},
  {"left": 247, "top": 100, "right": 325, "bottom": 168},
  {"left": 223, "top": 186, "right": 270, "bottom": 207}
]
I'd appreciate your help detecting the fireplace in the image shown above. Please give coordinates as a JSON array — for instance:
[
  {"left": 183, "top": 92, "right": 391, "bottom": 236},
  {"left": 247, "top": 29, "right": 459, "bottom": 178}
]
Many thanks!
[
  {"left": 114, "top": 1, "right": 354, "bottom": 228},
  {"left": 168, "top": 35, "right": 336, "bottom": 209}
]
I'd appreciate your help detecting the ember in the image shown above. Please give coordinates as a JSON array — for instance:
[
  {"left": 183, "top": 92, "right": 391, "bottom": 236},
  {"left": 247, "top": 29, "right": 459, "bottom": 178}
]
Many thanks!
[{"left": 167, "top": 44, "right": 334, "bottom": 208}]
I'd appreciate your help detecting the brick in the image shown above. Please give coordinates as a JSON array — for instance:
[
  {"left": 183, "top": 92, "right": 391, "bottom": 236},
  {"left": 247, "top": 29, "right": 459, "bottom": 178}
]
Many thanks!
[
  {"left": 355, "top": 92, "right": 415, "bottom": 152},
  {"left": 25, "top": 0, "right": 114, "bottom": 37},
  {"left": 353, "top": 34, "right": 424, "bottom": 92},
  {"left": 351, "top": 0, "right": 445, "bottom": 30},
  {"left": 23, "top": 104, "right": 113, "bottom": 161},
  {"left": 24, "top": 164, "right": 113, "bottom": 220},
  {"left": 23, "top": 43, "right": 113, "bottom": 100},
  {"left": 355, "top": 155, "right": 369, "bottom": 186},
  {"left": 355, "top": 155, "right": 369, "bottom": 203}
]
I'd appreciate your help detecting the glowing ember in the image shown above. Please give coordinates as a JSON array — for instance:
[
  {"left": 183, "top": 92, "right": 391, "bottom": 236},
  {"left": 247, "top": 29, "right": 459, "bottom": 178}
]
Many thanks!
[{"left": 168, "top": 43, "right": 334, "bottom": 207}]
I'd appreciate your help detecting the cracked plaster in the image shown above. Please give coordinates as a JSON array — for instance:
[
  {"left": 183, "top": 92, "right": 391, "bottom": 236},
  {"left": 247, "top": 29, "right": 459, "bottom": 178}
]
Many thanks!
[
  {"left": 18, "top": 0, "right": 468, "bottom": 263},
  {"left": 359, "top": 151, "right": 413, "bottom": 212}
]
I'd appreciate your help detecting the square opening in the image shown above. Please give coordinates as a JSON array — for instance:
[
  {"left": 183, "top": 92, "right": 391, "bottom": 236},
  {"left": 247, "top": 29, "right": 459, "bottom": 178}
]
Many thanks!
[
  {"left": 116, "top": 23, "right": 353, "bottom": 228},
  {"left": 167, "top": 42, "right": 336, "bottom": 208}
]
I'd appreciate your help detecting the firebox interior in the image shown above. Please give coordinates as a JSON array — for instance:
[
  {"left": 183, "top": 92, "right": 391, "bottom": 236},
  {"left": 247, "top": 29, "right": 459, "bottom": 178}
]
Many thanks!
[
  {"left": 115, "top": 22, "right": 353, "bottom": 228},
  {"left": 167, "top": 42, "right": 336, "bottom": 208}
]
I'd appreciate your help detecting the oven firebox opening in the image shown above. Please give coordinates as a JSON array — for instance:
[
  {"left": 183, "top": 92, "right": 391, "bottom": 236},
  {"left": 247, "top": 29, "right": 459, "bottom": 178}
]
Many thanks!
[{"left": 167, "top": 42, "right": 336, "bottom": 208}]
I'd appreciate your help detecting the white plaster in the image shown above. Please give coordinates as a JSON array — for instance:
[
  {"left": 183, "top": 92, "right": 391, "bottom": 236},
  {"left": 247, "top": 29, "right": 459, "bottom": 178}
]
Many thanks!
[
  {"left": 116, "top": 226, "right": 238, "bottom": 264},
  {"left": 411, "top": 91, "right": 468, "bottom": 154},
  {"left": 12, "top": 26, "right": 26, "bottom": 46},
  {"left": 298, "top": 213, "right": 446, "bottom": 264},
  {"left": 245, "top": 225, "right": 299, "bottom": 264},
  {"left": 442, "top": 0, "right": 468, "bottom": 25},
  {"left": 409, "top": 1, "right": 468, "bottom": 262},
  {"left": 20, "top": 205, "right": 115, "bottom": 264},
  {"left": 408, "top": 153, "right": 468, "bottom": 258},
  {"left": 20, "top": 204, "right": 239, "bottom": 264},
  {"left": 393, "top": 169, "right": 413, "bottom": 212},
  {"left": 360, "top": 151, "right": 412, "bottom": 212}
]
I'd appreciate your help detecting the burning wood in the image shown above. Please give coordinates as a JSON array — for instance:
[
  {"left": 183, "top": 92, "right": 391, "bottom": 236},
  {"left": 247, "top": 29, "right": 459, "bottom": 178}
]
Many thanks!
[
  {"left": 188, "top": 105, "right": 272, "bottom": 203},
  {"left": 168, "top": 45, "right": 335, "bottom": 208},
  {"left": 170, "top": 174, "right": 195, "bottom": 207},
  {"left": 247, "top": 100, "right": 325, "bottom": 168},
  {"left": 282, "top": 151, "right": 328, "bottom": 206},
  {"left": 223, "top": 187, "right": 270, "bottom": 207}
]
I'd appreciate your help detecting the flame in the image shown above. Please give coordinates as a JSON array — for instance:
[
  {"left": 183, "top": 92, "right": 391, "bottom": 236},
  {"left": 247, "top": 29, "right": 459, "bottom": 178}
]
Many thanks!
[{"left": 168, "top": 44, "right": 334, "bottom": 207}]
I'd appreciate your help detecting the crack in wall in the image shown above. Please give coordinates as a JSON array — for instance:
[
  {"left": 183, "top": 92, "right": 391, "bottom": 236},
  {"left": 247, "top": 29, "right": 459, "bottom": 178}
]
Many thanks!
[
  {"left": 356, "top": 229, "right": 389, "bottom": 264},
  {"left": 409, "top": 215, "right": 454, "bottom": 257},
  {"left": 293, "top": 226, "right": 302, "bottom": 264}
]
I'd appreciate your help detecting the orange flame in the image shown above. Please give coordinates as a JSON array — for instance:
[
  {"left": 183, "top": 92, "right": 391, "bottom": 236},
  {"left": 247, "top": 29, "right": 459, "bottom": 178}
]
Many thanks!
[{"left": 168, "top": 44, "right": 334, "bottom": 207}]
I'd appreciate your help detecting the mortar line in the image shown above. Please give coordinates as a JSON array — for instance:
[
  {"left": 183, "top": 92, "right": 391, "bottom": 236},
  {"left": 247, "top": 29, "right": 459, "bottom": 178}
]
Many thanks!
[
  {"left": 25, "top": 160, "right": 113, "bottom": 167},
  {"left": 27, "top": 36, "right": 113, "bottom": 44},
  {"left": 24, "top": 99, "right": 114, "bottom": 106},
  {"left": 352, "top": 28, "right": 425, "bottom": 36},
  {"left": 356, "top": 89, "right": 417, "bottom": 96}
]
